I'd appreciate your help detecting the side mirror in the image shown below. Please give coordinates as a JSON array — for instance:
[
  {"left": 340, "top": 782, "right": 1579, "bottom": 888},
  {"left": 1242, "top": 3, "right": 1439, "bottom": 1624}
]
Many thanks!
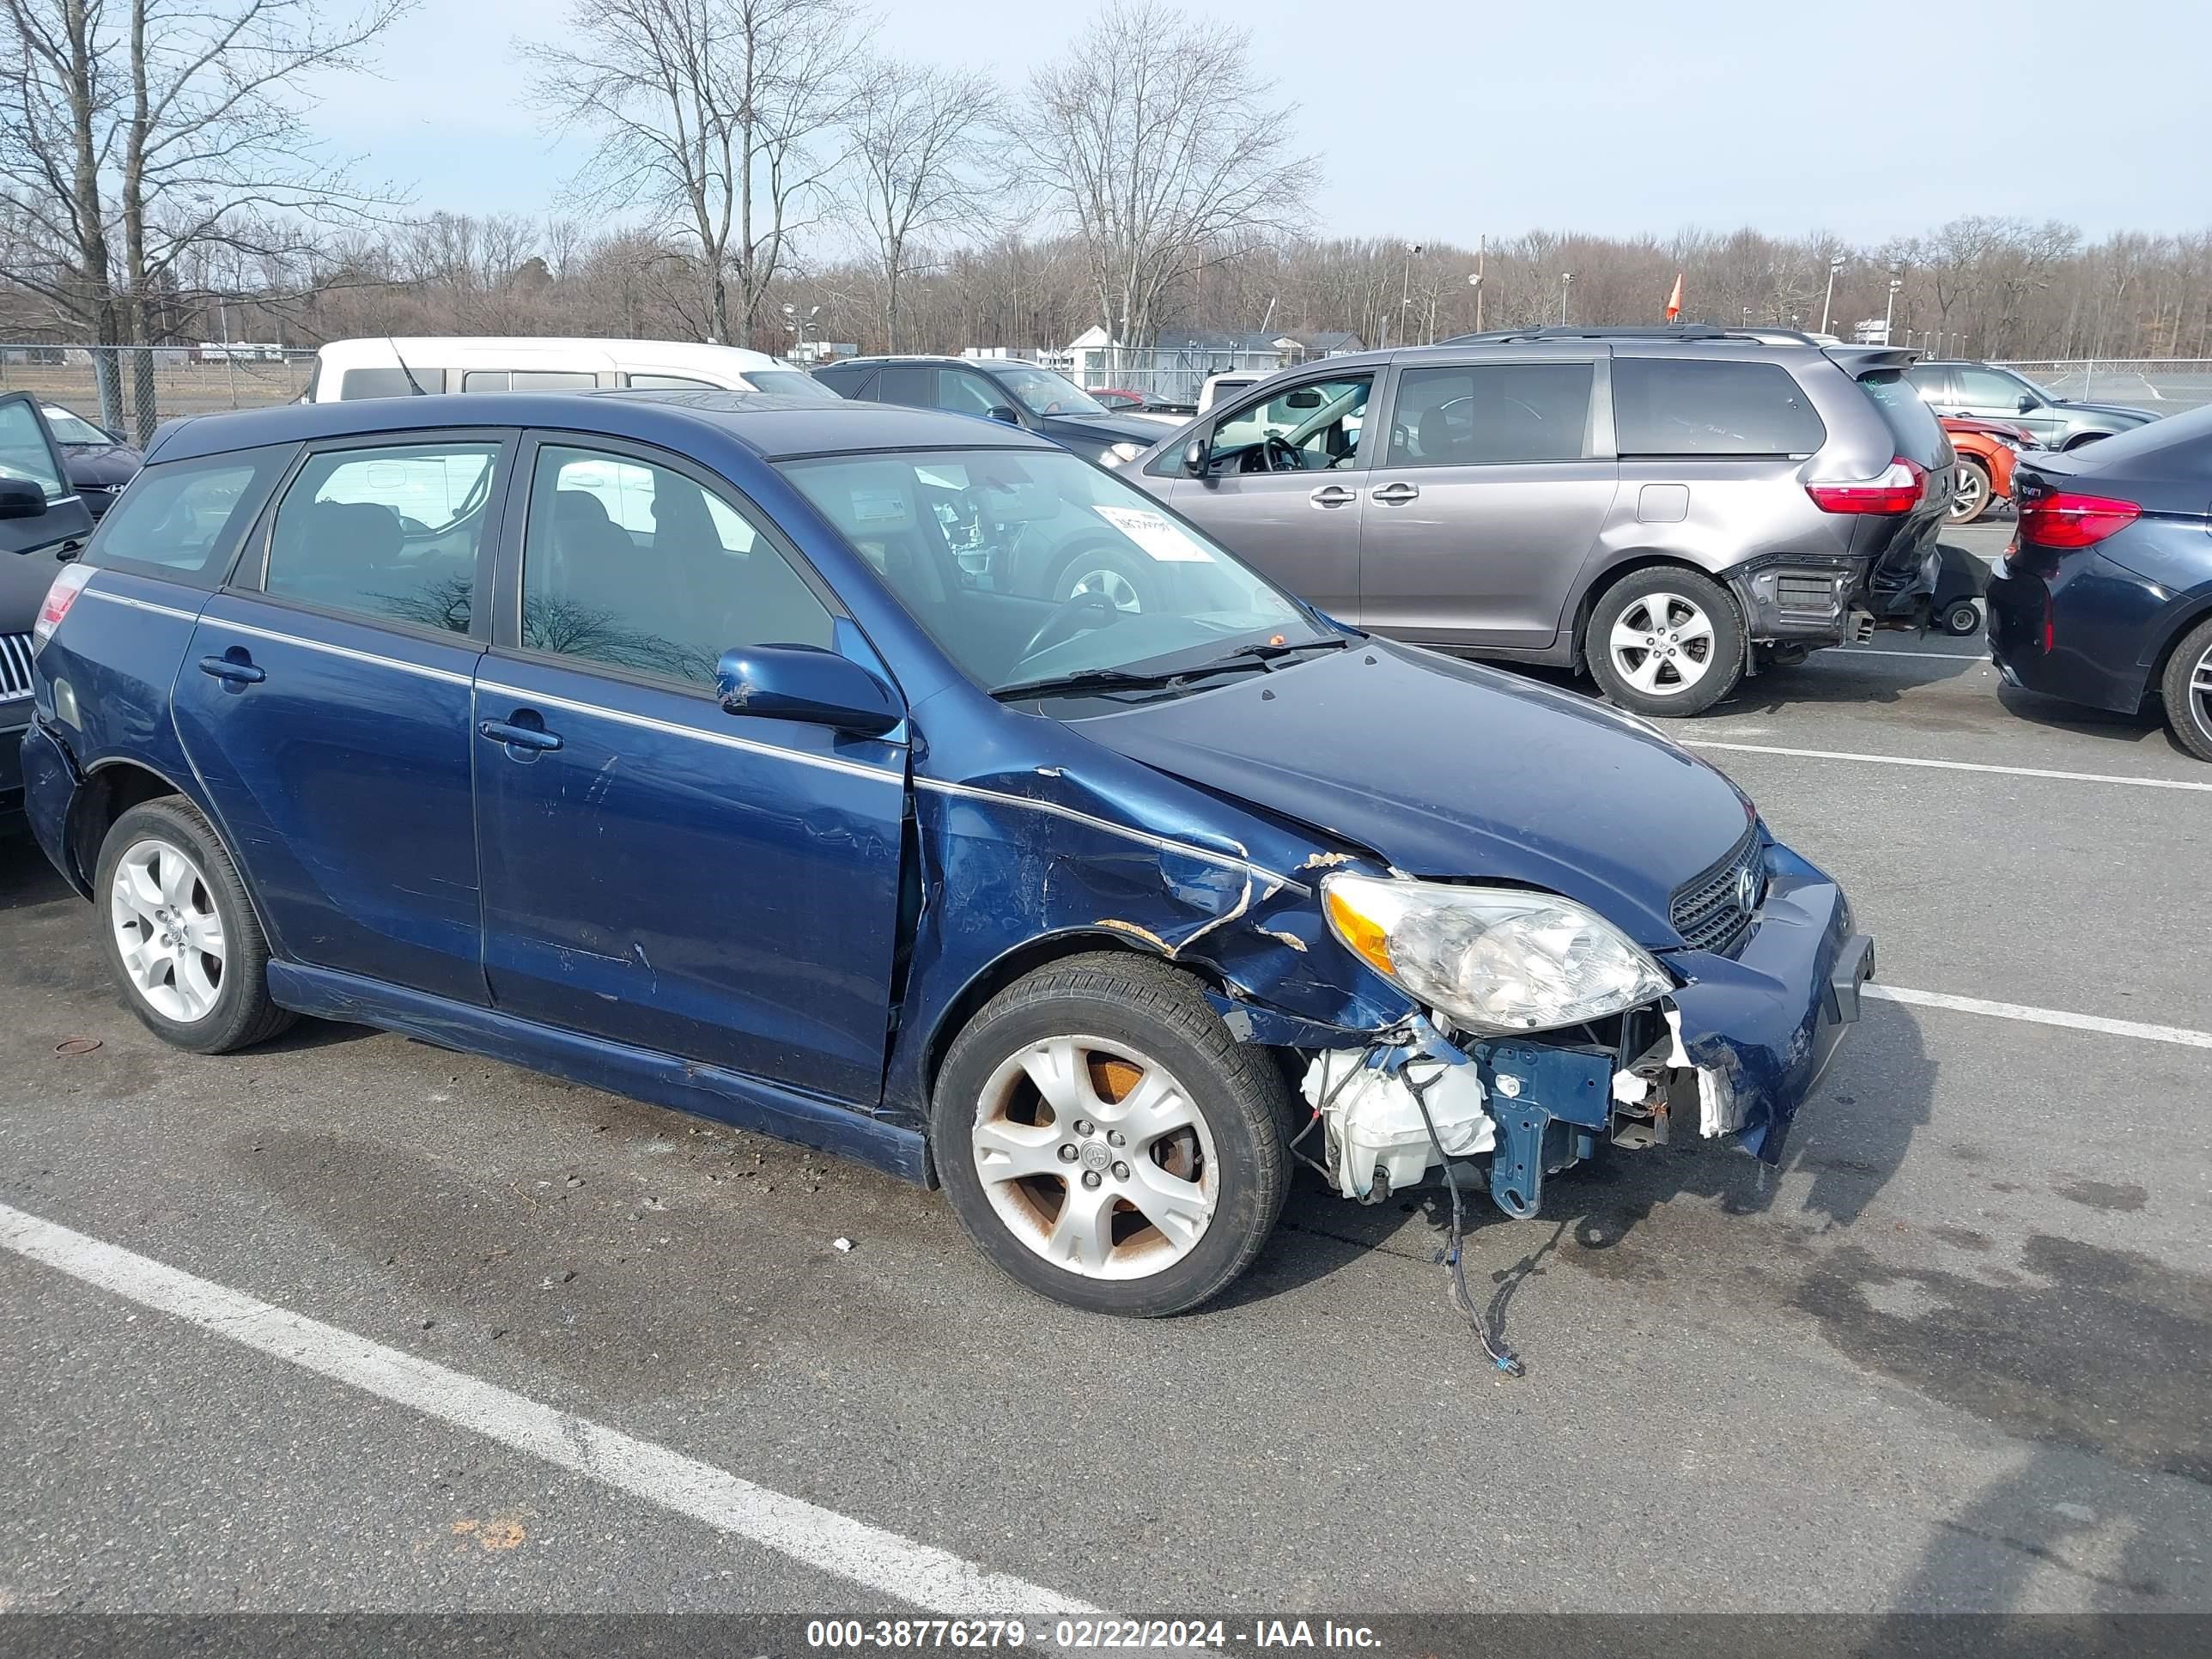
[
  {"left": 2016, "top": 394, "right": 2037, "bottom": 413},
  {"left": 1181, "top": 436, "right": 1209, "bottom": 476},
  {"left": 0, "top": 479, "right": 48, "bottom": 520},
  {"left": 717, "top": 642, "right": 902, "bottom": 737},
  {"left": 987, "top": 405, "right": 1020, "bottom": 425}
]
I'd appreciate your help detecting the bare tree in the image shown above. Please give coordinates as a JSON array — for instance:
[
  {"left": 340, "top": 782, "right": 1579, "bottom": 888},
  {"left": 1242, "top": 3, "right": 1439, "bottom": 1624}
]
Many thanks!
[
  {"left": 842, "top": 58, "right": 1000, "bottom": 353},
  {"left": 1021, "top": 0, "right": 1314, "bottom": 358},
  {"left": 0, "top": 0, "right": 410, "bottom": 430},
  {"left": 520, "top": 0, "right": 859, "bottom": 348}
]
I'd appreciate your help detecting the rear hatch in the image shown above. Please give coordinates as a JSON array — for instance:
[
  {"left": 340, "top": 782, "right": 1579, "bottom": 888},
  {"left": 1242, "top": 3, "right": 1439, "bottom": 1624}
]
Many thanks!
[{"left": 1838, "top": 357, "right": 1955, "bottom": 615}]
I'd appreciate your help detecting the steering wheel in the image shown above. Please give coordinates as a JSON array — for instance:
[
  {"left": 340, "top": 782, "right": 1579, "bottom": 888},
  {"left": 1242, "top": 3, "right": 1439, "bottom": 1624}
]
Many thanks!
[
  {"left": 1261, "top": 433, "right": 1305, "bottom": 473},
  {"left": 1019, "top": 589, "right": 1121, "bottom": 660}
]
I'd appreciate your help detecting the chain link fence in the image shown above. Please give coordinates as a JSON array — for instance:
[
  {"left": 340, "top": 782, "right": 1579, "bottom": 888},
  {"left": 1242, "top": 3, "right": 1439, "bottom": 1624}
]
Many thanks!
[
  {"left": 1995, "top": 360, "right": 2212, "bottom": 414},
  {"left": 1043, "top": 345, "right": 1298, "bottom": 408},
  {"left": 0, "top": 344, "right": 314, "bottom": 445}
]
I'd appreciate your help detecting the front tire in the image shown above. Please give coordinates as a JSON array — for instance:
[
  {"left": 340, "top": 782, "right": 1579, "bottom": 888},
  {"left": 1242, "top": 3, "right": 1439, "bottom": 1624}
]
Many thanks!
[
  {"left": 94, "top": 797, "right": 295, "bottom": 1054},
  {"left": 1948, "top": 458, "right": 1991, "bottom": 524},
  {"left": 2160, "top": 615, "right": 2212, "bottom": 763},
  {"left": 932, "top": 953, "right": 1291, "bottom": 1316},
  {"left": 1584, "top": 568, "right": 1744, "bottom": 717}
]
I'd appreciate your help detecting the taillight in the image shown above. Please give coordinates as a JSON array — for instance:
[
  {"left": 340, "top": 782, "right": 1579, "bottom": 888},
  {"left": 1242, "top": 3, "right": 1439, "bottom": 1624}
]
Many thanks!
[
  {"left": 2017, "top": 490, "right": 2141, "bottom": 550},
  {"left": 32, "top": 562, "right": 93, "bottom": 650},
  {"left": 1806, "top": 457, "right": 1926, "bottom": 515}
]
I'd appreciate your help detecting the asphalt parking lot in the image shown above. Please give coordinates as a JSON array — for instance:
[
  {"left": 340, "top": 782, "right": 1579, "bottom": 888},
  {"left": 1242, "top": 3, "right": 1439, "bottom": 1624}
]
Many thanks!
[{"left": 3, "top": 516, "right": 2207, "bottom": 1620}]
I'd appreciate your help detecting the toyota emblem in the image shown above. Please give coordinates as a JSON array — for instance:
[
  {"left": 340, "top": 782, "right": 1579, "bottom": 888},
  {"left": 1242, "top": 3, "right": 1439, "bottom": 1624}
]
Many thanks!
[{"left": 1735, "top": 865, "right": 1759, "bottom": 914}]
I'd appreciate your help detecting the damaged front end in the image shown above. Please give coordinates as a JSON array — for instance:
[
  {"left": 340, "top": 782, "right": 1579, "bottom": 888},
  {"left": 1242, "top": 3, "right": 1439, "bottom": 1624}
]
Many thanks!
[{"left": 1218, "top": 838, "right": 1874, "bottom": 1222}]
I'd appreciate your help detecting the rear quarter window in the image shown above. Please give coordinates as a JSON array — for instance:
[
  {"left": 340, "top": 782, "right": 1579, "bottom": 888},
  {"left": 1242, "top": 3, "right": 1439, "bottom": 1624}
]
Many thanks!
[
  {"left": 86, "top": 447, "right": 292, "bottom": 589},
  {"left": 1613, "top": 358, "right": 1826, "bottom": 457},
  {"left": 1857, "top": 369, "right": 1949, "bottom": 463},
  {"left": 339, "top": 366, "right": 437, "bottom": 399}
]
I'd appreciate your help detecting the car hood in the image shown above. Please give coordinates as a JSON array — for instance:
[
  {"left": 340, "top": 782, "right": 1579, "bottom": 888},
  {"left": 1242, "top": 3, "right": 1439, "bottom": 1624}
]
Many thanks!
[
  {"left": 1069, "top": 641, "right": 1754, "bottom": 948},
  {"left": 63, "top": 442, "right": 143, "bottom": 486},
  {"left": 1039, "top": 410, "right": 1175, "bottom": 447},
  {"left": 2054, "top": 400, "right": 2155, "bottom": 422}
]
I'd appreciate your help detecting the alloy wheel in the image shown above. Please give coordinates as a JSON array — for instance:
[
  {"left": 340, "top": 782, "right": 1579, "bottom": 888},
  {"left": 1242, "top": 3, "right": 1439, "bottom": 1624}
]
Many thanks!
[
  {"left": 109, "top": 838, "right": 226, "bottom": 1023},
  {"left": 1608, "top": 592, "right": 1716, "bottom": 697},
  {"left": 1948, "top": 464, "right": 1989, "bottom": 522},
  {"left": 1068, "top": 566, "right": 1144, "bottom": 614},
  {"left": 2192, "top": 643, "right": 2212, "bottom": 741},
  {"left": 971, "top": 1035, "right": 1218, "bottom": 1280}
]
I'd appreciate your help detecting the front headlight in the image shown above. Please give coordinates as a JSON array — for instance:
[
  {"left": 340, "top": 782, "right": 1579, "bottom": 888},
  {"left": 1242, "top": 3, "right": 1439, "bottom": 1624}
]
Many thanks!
[
  {"left": 1321, "top": 872, "right": 1672, "bottom": 1035},
  {"left": 1100, "top": 441, "right": 1146, "bottom": 468}
]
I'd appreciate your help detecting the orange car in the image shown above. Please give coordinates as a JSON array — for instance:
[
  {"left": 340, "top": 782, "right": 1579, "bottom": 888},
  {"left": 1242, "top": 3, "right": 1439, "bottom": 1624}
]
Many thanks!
[{"left": 1941, "top": 415, "right": 2039, "bottom": 524}]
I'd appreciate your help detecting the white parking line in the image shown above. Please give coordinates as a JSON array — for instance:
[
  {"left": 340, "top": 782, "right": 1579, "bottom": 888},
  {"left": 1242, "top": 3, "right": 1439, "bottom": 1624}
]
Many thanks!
[
  {"left": 0, "top": 1201, "right": 1095, "bottom": 1616},
  {"left": 1871, "top": 985, "right": 2212, "bottom": 1049},
  {"left": 1683, "top": 740, "right": 2212, "bottom": 793}
]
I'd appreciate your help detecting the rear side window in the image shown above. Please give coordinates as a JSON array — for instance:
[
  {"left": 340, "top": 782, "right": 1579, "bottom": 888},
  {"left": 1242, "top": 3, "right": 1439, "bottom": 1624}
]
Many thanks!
[
  {"left": 876, "top": 366, "right": 934, "bottom": 407},
  {"left": 338, "top": 367, "right": 433, "bottom": 399},
  {"left": 1613, "top": 358, "right": 1826, "bottom": 457},
  {"left": 261, "top": 441, "right": 501, "bottom": 635},
  {"left": 461, "top": 370, "right": 597, "bottom": 392},
  {"left": 1857, "top": 370, "right": 1948, "bottom": 462},
  {"left": 1387, "top": 363, "right": 1594, "bottom": 465},
  {"left": 813, "top": 363, "right": 878, "bottom": 399},
  {"left": 88, "top": 448, "right": 290, "bottom": 589}
]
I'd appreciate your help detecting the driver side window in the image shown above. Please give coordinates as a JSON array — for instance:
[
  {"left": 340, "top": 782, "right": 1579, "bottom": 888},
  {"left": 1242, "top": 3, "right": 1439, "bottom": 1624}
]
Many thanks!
[{"left": 1209, "top": 375, "right": 1372, "bottom": 473}]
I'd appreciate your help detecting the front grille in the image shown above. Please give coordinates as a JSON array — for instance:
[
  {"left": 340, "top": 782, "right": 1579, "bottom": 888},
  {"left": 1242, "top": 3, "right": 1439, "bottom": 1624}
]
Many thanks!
[
  {"left": 1776, "top": 573, "right": 1838, "bottom": 616},
  {"left": 0, "top": 632, "right": 33, "bottom": 700},
  {"left": 1670, "top": 827, "right": 1765, "bottom": 957}
]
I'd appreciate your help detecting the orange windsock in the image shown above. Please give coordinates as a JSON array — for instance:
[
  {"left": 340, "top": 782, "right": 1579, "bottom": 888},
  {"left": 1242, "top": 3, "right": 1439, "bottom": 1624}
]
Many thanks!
[{"left": 1665, "top": 272, "right": 1684, "bottom": 321}]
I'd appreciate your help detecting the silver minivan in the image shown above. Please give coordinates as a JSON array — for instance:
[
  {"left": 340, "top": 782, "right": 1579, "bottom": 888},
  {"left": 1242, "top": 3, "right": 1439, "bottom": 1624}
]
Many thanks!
[{"left": 1124, "top": 326, "right": 1957, "bottom": 715}]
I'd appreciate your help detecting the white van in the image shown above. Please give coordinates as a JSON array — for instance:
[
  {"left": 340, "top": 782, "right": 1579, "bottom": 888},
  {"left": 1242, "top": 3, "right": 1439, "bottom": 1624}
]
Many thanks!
[{"left": 302, "top": 337, "right": 839, "bottom": 403}]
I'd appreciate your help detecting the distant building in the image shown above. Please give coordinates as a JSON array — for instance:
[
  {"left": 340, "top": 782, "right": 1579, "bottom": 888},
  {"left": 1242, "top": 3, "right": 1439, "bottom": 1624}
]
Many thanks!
[
  {"left": 1276, "top": 331, "right": 1364, "bottom": 361},
  {"left": 1060, "top": 325, "right": 1288, "bottom": 401}
]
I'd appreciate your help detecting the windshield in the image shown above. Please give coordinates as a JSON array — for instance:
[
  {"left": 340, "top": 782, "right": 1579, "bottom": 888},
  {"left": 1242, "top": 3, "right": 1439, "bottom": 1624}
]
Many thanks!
[
  {"left": 994, "top": 364, "right": 1108, "bottom": 418},
  {"left": 40, "top": 405, "right": 110, "bottom": 445},
  {"left": 738, "top": 368, "right": 843, "bottom": 402},
  {"left": 778, "top": 447, "right": 1337, "bottom": 697}
]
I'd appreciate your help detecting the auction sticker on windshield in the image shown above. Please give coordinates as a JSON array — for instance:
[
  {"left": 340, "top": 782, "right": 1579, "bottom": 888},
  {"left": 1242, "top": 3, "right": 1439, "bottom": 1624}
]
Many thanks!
[{"left": 1093, "top": 504, "right": 1212, "bottom": 562}]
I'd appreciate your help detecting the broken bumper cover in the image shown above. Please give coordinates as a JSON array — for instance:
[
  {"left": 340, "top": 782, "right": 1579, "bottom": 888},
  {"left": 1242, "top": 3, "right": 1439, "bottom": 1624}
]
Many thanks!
[{"left": 1665, "top": 840, "right": 1870, "bottom": 1164}]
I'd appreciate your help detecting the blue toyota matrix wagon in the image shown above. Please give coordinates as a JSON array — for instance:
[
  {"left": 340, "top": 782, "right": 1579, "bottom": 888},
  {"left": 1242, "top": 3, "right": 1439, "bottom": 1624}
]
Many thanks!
[{"left": 21, "top": 391, "right": 1870, "bottom": 1316}]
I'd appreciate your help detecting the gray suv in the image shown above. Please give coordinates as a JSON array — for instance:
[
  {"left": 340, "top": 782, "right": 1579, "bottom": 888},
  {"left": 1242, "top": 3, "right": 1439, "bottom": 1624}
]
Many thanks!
[
  {"left": 1121, "top": 326, "right": 1960, "bottom": 715},
  {"left": 1904, "top": 359, "right": 2154, "bottom": 450}
]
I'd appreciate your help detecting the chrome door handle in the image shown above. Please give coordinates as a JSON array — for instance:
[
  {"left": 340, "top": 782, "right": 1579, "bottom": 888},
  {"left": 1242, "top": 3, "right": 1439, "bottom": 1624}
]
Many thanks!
[
  {"left": 1370, "top": 483, "right": 1420, "bottom": 505},
  {"left": 1309, "top": 484, "right": 1358, "bottom": 508}
]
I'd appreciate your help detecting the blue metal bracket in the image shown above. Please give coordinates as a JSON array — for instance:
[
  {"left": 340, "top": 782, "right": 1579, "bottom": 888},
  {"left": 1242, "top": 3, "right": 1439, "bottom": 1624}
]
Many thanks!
[{"left": 1467, "top": 1042, "right": 1614, "bottom": 1219}]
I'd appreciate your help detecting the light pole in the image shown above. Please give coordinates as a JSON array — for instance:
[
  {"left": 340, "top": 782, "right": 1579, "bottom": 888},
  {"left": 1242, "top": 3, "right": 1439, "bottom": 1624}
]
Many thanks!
[
  {"left": 1559, "top": 271, "right": 1573, "bottom": 325},
  {"left": 781, "top": 301, "right": 819, "bottom": 362},
  {"left": 1883, "top": 274, "right": 1903, "bottom": 346},
  {"left": 1820, "top": 255, "right": 1845, "bottom": 335},
  {"left": 1393, "top": 243, "right": 1423, "bottom": 349},
  {"left": 1470, "top": 233, "right": 1486, "bottom": 334}
]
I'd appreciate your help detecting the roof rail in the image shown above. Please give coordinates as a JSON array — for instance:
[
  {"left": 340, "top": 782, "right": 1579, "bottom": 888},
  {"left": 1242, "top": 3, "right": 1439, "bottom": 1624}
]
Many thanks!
[{"left": 1434, "top": 324, "right": 1825, "bottom": 348}]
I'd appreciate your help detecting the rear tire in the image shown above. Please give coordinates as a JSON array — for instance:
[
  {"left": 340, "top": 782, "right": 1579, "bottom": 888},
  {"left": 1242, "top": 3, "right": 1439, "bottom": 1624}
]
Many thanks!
[
  {"left": 932, "top": 952, "right": 1291, "bottom": 1316},
  {"left": 1948, "top": 458, "right": 1991, "bottom": 524},
  {"left": 1584, "top": 568, "right": 1744, "bottom": 718},
  {"left": 94, "top": 797, "right": 295, "bottom": 1054},
  {"left": 2160, "top": 615, "right": 2212, "bottom": 763}
]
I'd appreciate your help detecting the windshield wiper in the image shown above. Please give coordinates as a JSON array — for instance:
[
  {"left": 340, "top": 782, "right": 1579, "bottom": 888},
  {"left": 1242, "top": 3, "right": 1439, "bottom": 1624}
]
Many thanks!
[
  {"left": 989, "top": 665, "right": 1197, "bottom": 702},
  {"left": 1186, "top": 635, "right": 1355, "bottom": 672},
  {"left": 990, "top": 636, "right": 1352, "bottom": 703}
]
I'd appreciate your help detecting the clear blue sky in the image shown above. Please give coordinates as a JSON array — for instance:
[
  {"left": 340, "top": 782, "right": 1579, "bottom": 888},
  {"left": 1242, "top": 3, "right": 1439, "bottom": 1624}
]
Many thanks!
[{"left": 314, "top": 0, "right": 2210, "bottom": 245}]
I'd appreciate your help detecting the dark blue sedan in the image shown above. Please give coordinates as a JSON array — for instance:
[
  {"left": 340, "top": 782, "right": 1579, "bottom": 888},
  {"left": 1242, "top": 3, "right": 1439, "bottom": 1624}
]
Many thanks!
[
  {"left": 20, "top": 391, "right": 1869, "bottom": 1316},
  {"left": 1987, "top": 404, "right": 2212, "bottom": 760}
]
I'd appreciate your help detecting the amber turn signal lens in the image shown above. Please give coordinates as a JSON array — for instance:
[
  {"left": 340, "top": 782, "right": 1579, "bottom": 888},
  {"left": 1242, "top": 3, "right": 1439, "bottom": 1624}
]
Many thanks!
[{"left": 1323, "top": 885, "right": 1394, "bottom": 977}]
